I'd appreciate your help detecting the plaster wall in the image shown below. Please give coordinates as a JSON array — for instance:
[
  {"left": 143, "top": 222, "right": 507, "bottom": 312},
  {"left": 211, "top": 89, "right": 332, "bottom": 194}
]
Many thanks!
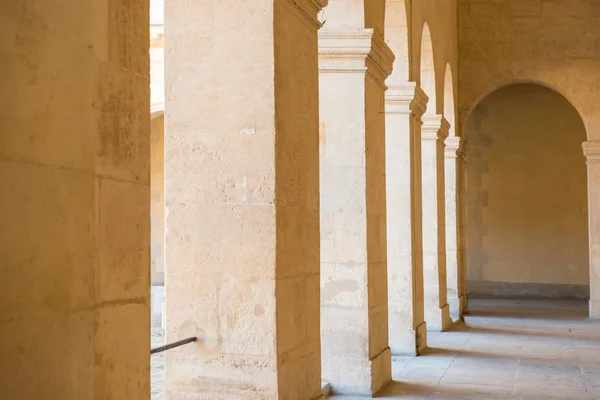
[
  {"left": 0, "top": 1, "right": 151, "bottom": 398},
  {"left": 458, "top": 0, "right": 600, "bottom": 139},
  {"left": 465, "top": 84, "right": 589, "bottom": 298}
]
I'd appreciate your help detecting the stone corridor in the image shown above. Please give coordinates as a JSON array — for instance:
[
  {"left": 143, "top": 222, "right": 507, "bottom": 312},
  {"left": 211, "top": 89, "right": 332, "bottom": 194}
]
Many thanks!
[{"left": 332, "top": 297, "right": 600, "bottom": 399}]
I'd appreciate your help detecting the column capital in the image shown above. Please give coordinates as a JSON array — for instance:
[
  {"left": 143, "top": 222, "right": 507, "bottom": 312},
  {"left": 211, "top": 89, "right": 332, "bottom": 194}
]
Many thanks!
[
  {"left": 319, "top": 28, "right": 395, "bottom": 90},
  {"left": 289, "top": 0, "right": 328, "bottom": 28},
  {"left": 422, "top": 114, "right": 450, "bottom": 141},
  {"left": 583, "top": 141, "right": 600, "bottom": 164},
  {"left": 385, "top": 82, "right": 428, "bottom": 116},
  {"left": 444, "top": 136, "right": 461, "bottom": 158}
]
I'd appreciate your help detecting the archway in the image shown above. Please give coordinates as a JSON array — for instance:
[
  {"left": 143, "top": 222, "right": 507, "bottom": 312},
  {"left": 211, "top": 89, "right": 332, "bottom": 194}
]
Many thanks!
[
  {"left": 464, "top": 83, "right": 589, "bottom": 306},
  {"left": 419, "top": 23, "right": 436, "bottom": 114}
]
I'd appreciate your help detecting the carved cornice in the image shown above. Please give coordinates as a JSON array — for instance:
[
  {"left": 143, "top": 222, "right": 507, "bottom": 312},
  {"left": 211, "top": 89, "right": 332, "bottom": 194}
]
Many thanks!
[
  {"left": 422, "top": 115, "right": 450, "bottom": 141},
  {"left": 318, "top": 28, "right": 395, "bottom": 90},
  {"left": 385, "top": 82, "right": 428, "bottom": 117},
  {"left": 583, "top": 141, "right": 600, "bottom": 164},
  {"left": 445, "top": 136, "right": 461, "bottom": 158},
  {"left": 288, "top": 0, "right": 327, "bottom": 28}
]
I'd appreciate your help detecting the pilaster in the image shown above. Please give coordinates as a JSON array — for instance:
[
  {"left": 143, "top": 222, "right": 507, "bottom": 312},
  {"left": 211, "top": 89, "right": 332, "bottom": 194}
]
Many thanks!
[
  {"left": 165, "top": 1, "right": 326, "bottom": 398},
  {"left": 385, "top": 82, "right": 428, "bottom": 356},
  {"left": 583, "top": 141, "right": 600, "bottom": 319},
  {"left": 319, "top": 28, "right": 393, "bottom": 396},
  {"left": 421, "top": 115, "right": 452, "bottom": 332},
  {"left": 444, "top": 135, "right": 463, "bottom": 322}
]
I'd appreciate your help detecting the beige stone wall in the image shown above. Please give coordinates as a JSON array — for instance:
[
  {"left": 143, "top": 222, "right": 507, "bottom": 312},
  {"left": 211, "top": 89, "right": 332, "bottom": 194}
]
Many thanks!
[
  {"left": 458, "top": 0, "right": 600, "bottom": 139},
  {"left": 465, "top": 84, "right": 589, "bottom": 295},
  {"left": 0, "top": 1, "right": 150, "bottom": 399},
  {"left": 151, "top": 116, "right": 165, "bottom": 285}
]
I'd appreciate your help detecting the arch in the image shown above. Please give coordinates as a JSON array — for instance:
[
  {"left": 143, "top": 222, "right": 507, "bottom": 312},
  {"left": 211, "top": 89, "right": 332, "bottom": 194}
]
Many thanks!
[
  {"left": 443, "top": 63, "right": 456, "bottom": 134},
  {"left": 462, "top": 79, "right": 583, "bottom": 138},
  {"left": 384, "top": 0, "right": 410, "bottom": 83},
  {"left": 419, "top": 23, "right": 436, "bottom": 114},
  {"left": 464, "top": 83, "right": 589, "bottom": 302}
]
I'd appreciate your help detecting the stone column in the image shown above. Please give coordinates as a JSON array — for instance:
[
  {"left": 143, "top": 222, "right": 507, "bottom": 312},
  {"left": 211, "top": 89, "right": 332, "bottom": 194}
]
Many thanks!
[
  {"left": 444, "top": 135, "right": 462, "bottom": 322},
  {"left": 165, "top": 1, "right": 326, "bottom": 399},
  {"left": 319, "top": 29, "right": 394, "bottom": 395},
  {"left": 421, "top": 115, "right": 452, "bottom": 331},
  {"left": 583, "top": 141, "right": 600, "bottom": 319},
  {"left": 457, "top": 141, "right": 469, "bottom": 315},
  {"left": 0, "top": 1, "right": 150, "bottom": 399},
  {"left": 385, "top": 83, "right": 428, "bottom": 355}
]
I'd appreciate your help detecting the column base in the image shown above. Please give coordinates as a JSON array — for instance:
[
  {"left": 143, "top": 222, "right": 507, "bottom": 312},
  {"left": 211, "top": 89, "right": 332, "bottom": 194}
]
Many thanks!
[
  {"left": 426, "top": 304, "right": 453, "bottom": 332},
  {"left": 416, "top": 321, "right": 428, "bottom": 355},
  {"left": 590, "top": 300, "right": 600, "bottom": 320},
  {"left": 459, "top": 294, "right": 468, "bottom": 318},
  {"left": 448, "top": 295, "right": 460, "bottom": 323},
  {"left": 372, "top": 347, "right": 392, "bottom": 395},
  {"left": 325, "top": 348, "right": 392, "bottom": 396},
  {"left": 390, "top": 321, "right": 428, "bottom": 356}
]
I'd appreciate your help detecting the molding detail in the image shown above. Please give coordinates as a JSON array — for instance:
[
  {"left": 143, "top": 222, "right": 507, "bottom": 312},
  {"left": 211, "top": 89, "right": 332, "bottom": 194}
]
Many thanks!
[
  {"left": 422, "top": 115, "right": 450, "bottom": 141},
  {"left": 288, "top": 0, "right": 327, "bottom": 28},
  {"left": 444, "top": 136, "right": 461, "bottom": 158},
  {"left": 583, "top": 141, "right": 600, "bottom": 164},
  {"left": 385, "top": 82, "right": 428, "bottom": 117},
  {"left": 318, "top": 29, "right": 395, "bottom": 89}
]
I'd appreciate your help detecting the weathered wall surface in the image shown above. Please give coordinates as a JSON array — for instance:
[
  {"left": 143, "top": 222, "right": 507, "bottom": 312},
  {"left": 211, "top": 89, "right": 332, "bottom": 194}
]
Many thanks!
[
  {"left": 465, "top": 84, "right": 589, "bottom": 298},
  {"left": 0, "top": 1, "right": 150, "bottom": 398},
  {"left": 151, "top": 115, "right": 165, "bottom": 285},
  {"left": 458, "top": 0, "right": 600, "bottom": 139}
]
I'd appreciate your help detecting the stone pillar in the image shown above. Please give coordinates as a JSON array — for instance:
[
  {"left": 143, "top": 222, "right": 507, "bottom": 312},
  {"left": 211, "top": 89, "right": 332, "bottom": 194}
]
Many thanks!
[
  {"left": 165, "top": 1, "right": 325, "bottom": 399},
  {"left": 385, "top": 83, "right": 428, "bottom": 356},
  {"left": 444, "top": 135, "right": 462, "bottom": 322},
  {"left": 421, "top": 115, "right": 452, "bottom": 331},
  {"left": 457, "top": 141, "right": 469, "bottom": 315},
  {"left": 583, "top": 141, "right": 600, "bottom": 319},
  {"left": 0, "top": 1, "right": 150, "bottom": 399},
  {"left": 319, "top": 29, "right": 394, "bottom": 395}
]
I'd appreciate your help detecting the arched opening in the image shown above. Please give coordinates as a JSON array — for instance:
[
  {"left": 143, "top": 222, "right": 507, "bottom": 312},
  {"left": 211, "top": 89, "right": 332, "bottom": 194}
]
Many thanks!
[
  {"left": 464, "top": 83, "right": 589, "bottom": 307},
  {"left": 419, "top": 23, "right": 436, "bottom": 114},
  {"left": 385, "top": 0, "right": 410, "bottom": 83},
  {"left": 443, "top": 64, "right": 455, "bottom": 133}
]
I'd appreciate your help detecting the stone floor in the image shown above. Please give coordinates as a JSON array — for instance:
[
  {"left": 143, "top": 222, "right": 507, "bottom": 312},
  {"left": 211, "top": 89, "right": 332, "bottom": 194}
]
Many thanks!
[
  {"left": 151, "top": 294, "right": 600, "bottom": 399},
  {"left": 332, "top": 297, "right": 600, "bottom": 399}
]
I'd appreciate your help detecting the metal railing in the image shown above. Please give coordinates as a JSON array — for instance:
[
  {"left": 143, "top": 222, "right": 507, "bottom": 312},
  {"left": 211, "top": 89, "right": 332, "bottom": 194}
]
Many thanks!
[{"left": 151, "top": 337, "right": 197, "bottom": 355}]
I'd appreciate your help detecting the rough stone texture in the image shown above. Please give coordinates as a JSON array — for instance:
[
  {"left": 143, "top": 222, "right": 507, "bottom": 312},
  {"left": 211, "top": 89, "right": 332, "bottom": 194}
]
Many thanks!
[
  {"left": 0, "top": 1, "right": 150, "bottom": 399},
  {"left": 444, "top": 136, "right": 461, "bottom": 321},
  {"left": 319, "top": 27, "right": 393, "bottom": 395},
  {"left": 421, "top": 115, "right": 452, "bottom": 332},
  {"left": 465, "top": 84, "right": 589, "bottom": 297},
  {"left": 164, "top": 1, "right": 324, "bottom": 398},
  {"left": 384, "top": 83, "right": 428, "bottom": 356}
]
